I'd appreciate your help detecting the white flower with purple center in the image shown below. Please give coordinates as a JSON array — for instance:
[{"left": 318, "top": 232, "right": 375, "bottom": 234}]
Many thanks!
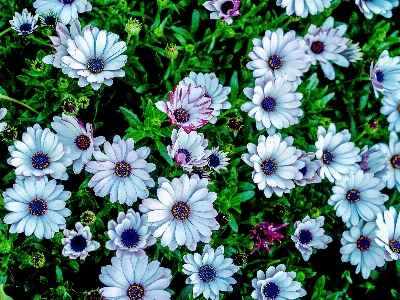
[
  {"left": 291, "top": 216, "right": 332, "bottom": 261},
  {"left": 139, "top": 174, "right": 219, "bottom": 251},
  {"left": 304, "top": 17, "right": 350, "bottom": 80},
  {"left": 207, "top": 147, "right": 229, "bottom": 173},
  {"left": 294, "top": 151, "right": 322, "bottom": 186},
  {"left": 51, "top": 113, "right": 105, "bottom": 174},
  {"left": 61, "top": 222, "right": 100, "bottom": 260},
  {"left": 250, "top": 264, "right": 306, "bottom": 300},
  {"left": 370, "top": 50, "right": 400, "bottom": 97},
  {"left": 0, "top": 108, "right": 7, "bottom": 132},
  {"left": 33, "top": 0, "right": 92, "bottom": 25},
  {"left": 358, "top": 145, "right": 388, "bottom": 179},
  {"left": 276, "top": 0, "right": 331, "bottom": 18},
  {"left": 380, "top": 90, "right": 400, "bottom": 132},
  {"left": 328, "top": 170, "right": 388, "bottom": 228},
  {"left": 3, "top": 177, "right": 71, "bottom": 239},
  {"left": 315, "top": 123, "right": 361, "bottom": 183},
  {"left": 246, "top": 28, "right": 311, "bottom": 83},
  {"left": 242, "top": 74, "right": 303, "bottom": 134},
  {"left": 106, "top": 208, "right": 156, "bottom": 259},
  {"left": 7, "top": 124, "right": 72, "bottom": 180},
  {"left": 341, "top": 40, "right": 363, "bottom": 63},
  {"left": 379, "top": 132, "right": 400, "bottom": 191},
  {"left": 183, "top": 71, "right": 232, "bottom": 124},
  {"left": 375, "top": 206, "right": 400, "bottom": 261},
  {"left": 155, "top": 81, "right": 213, "bottom": 133},
  {"left": 85, "top": 135, "right": 156, "bottom": 205},
  {"left": 241, "top": 134, "right": 304, "bottom": 198},
  {"left": 9, "top": 8, "right": 39, "bottom": 36},
  {"left": 356, "top": 0, "right": 399, "bottom": 19},
  {"left": 203, "top": 0, "right": 240, "bottom": 25},
  {"left": 183, "top": 244, "right": 239, "bottom": 300},
  {"left": 340, "top": 220, "right": 385, "bottom": 279},
  {"left": 167, "top": 128, "right": 211, "bottom": 172},
  {"left": 99, "top": 255, "right": 172, "bottom": 300}
]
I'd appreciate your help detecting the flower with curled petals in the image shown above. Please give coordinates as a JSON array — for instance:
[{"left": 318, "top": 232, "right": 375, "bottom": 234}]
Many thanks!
[
  {"left": 0, "top": 108, "right": 7, "bottom": 132},
  {"left": 250, "top": 221, "right": 288, "bottom": 253},
  {"left": 203, "top": 0, "right": 240, "bottom": 25},
  {"left": 294, "top": 151, "right": 322, "bottom": 186},
  {"left": 370, "top": 50, "right": 400, "bottom": 98},
  {"left": 9, "top": 8, "right": 39, "bottom": 36},
  {"left": 356, "top": 0, "right": 398, "bottom": 19},
  {"left": 375, "top": 206, "right": 400, "bottom": 261},
  {"left": 380, "top": 90, "right": 400, "bottom": 132},
  {"left": 276, "top": 0, "right": 331, "bottom": 18},
  {"left": 358, "top": 144, "right": 388, "bottom": 179},
  {"left": 378, "top": 132, "right": 400, "bottom": 191}
]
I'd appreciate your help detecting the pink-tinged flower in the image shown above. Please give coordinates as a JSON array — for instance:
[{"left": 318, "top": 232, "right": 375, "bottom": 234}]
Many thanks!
[
  {"left": 156, "top": 81, "right": 213, "bottom": 133},
  {"left": 294, "top": 151, "right": 322, "bottom": 186},
  {"left": 358, "top": 145, "right": 388, "bottom": 179},
  {"left": 203, "top": 0, "right": 240, "bottom": 25},
  {"left": 250, "top": 221, "right": 288, "bottom": 253}
]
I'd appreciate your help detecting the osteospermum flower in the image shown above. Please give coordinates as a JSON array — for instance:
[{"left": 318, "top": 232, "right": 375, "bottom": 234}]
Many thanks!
[
  {"left": 9, "top": 8, "right": 39, "bottom": 36},
  {"left": 328, "top": 170, "right": 388, "bottom": 227},
  {"left": 183, "top": 71, "right": 232, "bottom": 124},
  {"left": 315, "top": 123, "right": 361, "bottom": 183},
  {"left": 0, "top": 108, "right": 7, "bottom": 132},
  {"left": 155, "top": 81, "right": 213, "bottom": 133},
  {"left": 246, "top": 29, "right": 311, "bottom": 83},
  {"left": 207, "top": 147, "right": 229, "bottom": 173},
  {"left": 203, "top": 0, "right": 240, "bottom": 25},
  {"left": 85, "top": 135, "right": 155, "bottom": 205},
  {"left": 381, "top": 91, "right": 400, "bottom": 132},
  {"left": 61, "top": 26, "right": 127, "bottom": 90},
  {"left": 379, "top": 132, "right": 400, "bottom": 191},
  {"left": 276, "top": 0, "right": 331, "bottom": 18},
  {"left": 294, "top": 151, "right": 322, "bottom": 186},
  {"left": 106, "top": 208, "right": 156, "bottom": 259},
  {"left": 3, "top": 177, "right": 71, "bottom": 239},
  {"left": 51, "top": 113, "right": 105, "bottom": 174},
  {"left": 341, "top": 40, "right": 363, "bottom": 63},
  {"left": 340, "top": 220, "right": 385, "bottom": 279},
  {"left": 356, "top": 0, "right": 398, "bottom": 19},
  {"left": 167, "top": 128, "right": 211, "bottom": 172},
  {"left": 358, "top": 145, "right": 388, "bottom": 179},
  {"left": 61, "top": 222, "right": 100, "bottom": 260},
  {"left": 291, "top": 216, "right": 332, "bottom": 261},
  {"left": 375, "top": 207, "right": 400, "bottom": 261},
  {"left": 370, "top": 50, "right": 400, "bottom": 97},
  {"left": 7, "top": 124, "right": 72, "bottom": 180},
  {"left": 139, "top": 174, "right": 219, "bottom": 251},
  {"left": 99, "top": 255, "right": 172, "bottom": 300},
  {"left": 304, "top": 17, "right": 350, "bottom": 80},
  {"left": 241, "top": 133, "right": 305, "bottom": 198},
  {"left": 242, "top": 74, "right": 303, "bottom": 134},
  {"left": 183, "top": 244, "right": 239, "bottom": 300},
  {"left": 251, "top": 264, "right": 306, "bottom": 300},
  {"left": 250, "top": 221, "right": 288, "bottom": 253},
  {"left": 33, "top": 0, "right": 92, "bottom": 25}
]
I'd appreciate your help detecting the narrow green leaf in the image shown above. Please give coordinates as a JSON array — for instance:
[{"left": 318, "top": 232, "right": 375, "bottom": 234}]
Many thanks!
[
  {"left": 190, "top": 9, "right": 200, "bottom": 34},
  {"left": 171, "top": 26, "right": 193, "bottom": 42},
  {"left": 228, "top": 214, "right": 239, "bottom": 232},
  {"left": 120, "top": 107, "right": 143, "bottom": 128},
  {"left": 155, "top": 138, "right": 173, "bottom": 166},
  {"left": 55, "top": 265, "right": 63, "bottom": 283}
]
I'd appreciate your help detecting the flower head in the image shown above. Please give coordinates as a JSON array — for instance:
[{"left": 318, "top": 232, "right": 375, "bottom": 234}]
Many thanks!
[
  {"left": 356, "top": 0, "right": 398, "bottom": 19},
  {"left": 250, "top": 221, "right": 289, "bottom": 253},
  {"left": 203, "top": 0, "right": 240, "bottom": 25},
  {"left": 227, "top": 116, "right": 243, "bottom": 132},
  {"left": 207, "top": 147, "right": 229, "bottom": 173},
  {"left": 276, "top": 0, "right": 331, "bottom": 18},
  {"left": 378, "top": 132, "right": 400, "bottom": 191},
  {"left": 39, "top": 11, "right": 58, "bottom": 28},
  {"left": 125, "top": 18, "right": 142, "bottom": 35},
  {"left": 358, "top": 145, "right": 388, "bottom": 179},
  {"left": 380, "top": 90, "right": 400, "bottom": 132},
  {"left": 62, "top": 222, "right": 100, "bottom": 260},
  {"left": 0, "top": 108, "right": 7, "bottom": 133},
  {"left": 165, "top": 43, "right": 178, "bottom": 60},
  {"left": 9, "top": 9, "right": 39, "bottom": 36},
  {"left": 341, "top": 40, "right": 363, "bottom": 63},
  {"left": 294, "top": 151, "right": 322, "bottom": 186},
  {"left": 370, "top": 50, "right": 400, "bottom": 97},
  {"left": 375, "top": 206, "right": 400, "bottom": 261}
]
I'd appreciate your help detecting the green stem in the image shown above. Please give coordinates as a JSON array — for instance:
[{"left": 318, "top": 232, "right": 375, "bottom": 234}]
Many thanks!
[
  {"left": 0, "top": 94, "right": 40, "bottom": 114},
  {"left": 126, "top": 34, "right": 132, "bottom": 46},
  {"left": 0, "top": 27, "right": 12, "bottom": 37}
]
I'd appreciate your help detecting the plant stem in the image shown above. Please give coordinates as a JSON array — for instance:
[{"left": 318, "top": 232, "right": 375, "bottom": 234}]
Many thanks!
[
  {"left": 0, "top": 27, "right": 12, "bottom": 37},
  {"left": 0, "top": 94, "right": 40, "bottom": 114}
]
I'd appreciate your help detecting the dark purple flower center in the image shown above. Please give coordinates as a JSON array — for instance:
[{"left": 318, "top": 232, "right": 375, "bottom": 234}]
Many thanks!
[
  {"left": 221, "top": 0, "right": 235, "bottom": 14},
  {"left": 43, "top": 16, "right": 57, "bottom": 27},
  {"left": 261, "top": 159, "right": 278, "bottom": 175},
  {"left": 28, "top": 198, "right": 47, "bottom": 216},
  {"left": 177, "top": 148, "right": 192, "bottom": 163},
  {"left": 298, "top": 229, "right": 313, "bottom": 244},
  {"left": 389, "top": 238, "right": 400, "bottom": 253},
  {"left": 268, "top": 55, "right": 283, "bottom": 70},
  {"left": 121, "top": 228, "right": 140, "bottom": 248},
  {"left": 311, "top": 41, "right": 324, "bottom": 54},
  {"left": 261, "top": 96, "right": 277, "bottom": 112},
  {"left": 87, "top": 57, "right": 105, "bottom": 74},
  {"left": 126, "top": 284, "right": 144, "bottom": 300},
  {"left": 173, "top": 108, "right": 190, "bottom": 123},
  {"left": 299, "top": 166, "right": 307, "bottom": 176},
  {"left": 115, "top": 161, "right": 132, "bottom": 178},
  {"left": 31, "top": 151, "right": 51, "bottom": 170},
  {"left": 190, "top": 168, "right": 208, "bottom": 179},
  {"left": 262, "top": 282, "right": 280, "bottom": 299},
  {"left": 346, "top": 189, "right": 360, "bottom": 203},
  {"left": 208, "top": 153, "right": 220, "bottom": 168},
  {"left": 322, "top": 149, "right": 334, "bottom": 164},
  {"left": 356, "top": 236, "right": 371, "bottom": 251},
  {"left": 19, "top": 23, "right": 32, "bottom": 34},
  {"left": 171, "top": 201, "right": 190, "bottom": 220},
  {"left": 390, "top": 155, "right": 400, "bottom": 169},
  {"left": 70, "top": 235, "right": 87, "bottom": 252},
  {"left": 375, "top": 71, "right": 384, "bottom": 83},
  {"left": 198, "top": 265, "right": 216, "bottom": 282},
  {"left": 60, "top": 0, "right": 75, "bottom": 4},
  {"left": 75, "top": 134, "right": 91, "bottom": 150}
]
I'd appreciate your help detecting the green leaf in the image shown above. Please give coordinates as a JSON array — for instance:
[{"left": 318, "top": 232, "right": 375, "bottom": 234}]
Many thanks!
[
  {"left": 171, "top": 26, "right": 194, "bottom": 42},
  {"left": 0, "top": 284, "right": 14, "bottom": 300},
  {"left": 311, "top": 275, "right": 326, "bottom": 300},
  {"left": 55, "top": 265, "right": 63, "bottom": 283},
  {"left": 391, "top": 289, "right": 400, "bottom": 299},
  {"left": 155, "top": 138, "right": 173, "bottom": 166},
  {"left": 120, "top": 107, "right": 143, "bottom": 128},
  {"left": 190, "top": 9, "right": 200, "bottom": 34},
  {"left": 125, "top": 128, "right": 147, "bottom": 142},
  {"left": 67, "top": 260, "right": 79, "bottom": 273},
  {"left": 177, "top": 285, "right": 193, "bottom": 300},
  {"left": 228, "top": 214, "right": 238, "bottom": 232},
  {"left": 229, "top": 70, "right": 239, "bottom": 100}
]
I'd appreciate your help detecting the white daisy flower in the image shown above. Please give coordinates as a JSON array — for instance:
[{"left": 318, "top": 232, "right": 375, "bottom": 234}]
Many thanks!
[
  {"left": 139, "top": 174, "right": 219, "bottom": 251},
  {"left": 251, "top": 264, "right": 306, "bottom": 300},
  {"left": 9, "top": 8, "right": 39, "bottom": 36},
  {"left": 315, "top": 123, "right": 361, "bottom": 183},
  {"left": 241, "top": 133, "right": 304, "bottom": 198},
  {"left": 375, "top": 206, "right": 400, "bottom": 261},
  {"left": 241, "top": 74, "right": 303, "bottom": 135},
  {"left": 106, "top": 208, "right": 156, "bottom": 259},
  {"left": 294, "top": 151, "right": 322, "bottom": 186},
  {"left": 155, "top": 81, "right": 213, "bottom": 133},
  {"left": 85, "top": 135, "right": 156, "bottom": 205},
  {"left": 99, "top": 255, "right": 172, "bottom": 300},
  {"left": 7, "top": 124, "right": 72, "bottom": 180},
  {"left": 207, "top": 147, "right": 229, "bottom": 173},
  {"left": 276, "top": 0, "right": 331, "bottom": 18},
  {"left": 203, "top": 0, "right": 241, "bottom": 25},
  {"left": 291, "top": 216, "right": 333, "bottom": 261},
  {"left": 0, "top": 108, "right": 7, "bottom": 132},
  {"left": 356, "top": 0, "right": 398, "bottom": 19},
  {"left": 304, "top": 17, "right": 350, "bottom": 80},
  {"left": 370, "top": 50, "right": 400, "bottom": 98},
  {"left": 183, "top": 71, "right": 232, "bottom": 124},
  {"left": 183, "top": 244, "right": 239, "bottom": 300},
  {"left": 167, "top": 128, "right": 211, "bottom": 172},
  {"left": 380, "top": 90, "right": 400, "bottom": 132},
  {"left": 379, "top": 132, "right": 400, "bottom": 191},
  {"left": 3, "top": 177, "right": 71, "bottom": 239},
  {"left": 340, "top": 220, "right": 385, "bottom": 279},
  {"left": 51, "top": 113, "right": 105, "bottom": 174},
  {"left": 33, "top": 0, "right": 92, "bottom": 25},
  {"left": 358, "top": 145, "right": 388, "bottom": 179},
  {"left": 328, "top": 170, "right": 388, "bottom": 228},
  {"left": 341, "top": 40, "right": 363, "bottom": 63},
  {"left": 61, "top": 26, "right": 127, "bottom": 90},
  {"left": 61, "top": 222, "right": 100, "bottom": 260},
  {"left": 246, "top": 28, "right": 311, "bottom": 83}
]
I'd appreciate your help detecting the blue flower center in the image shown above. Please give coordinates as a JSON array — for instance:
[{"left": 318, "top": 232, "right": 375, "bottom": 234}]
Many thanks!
[
  {"left": 311, "top": 41, "right": 324, "bottom": 54},
  {"left": 298, "top": 229, "right": 313, "bottom": 244},
  {"left": 171, "top": 201, "right": 190, "bottom": 220},
  {"left": 390, "top": 238, "right": 400, "bottom": 253},
  {"left": 177, "top": 148, "right": 192, "bottom": 163},
  {"left": 375, "top": 71, "right": 384, "bottom": 83},
  {"left": 127, "top": 284, "right": 144, "bottom": 300},
  {"left": 43, "top": 16, "right": 57, "bottom": 27},
  {"left": 115, "top": 161, "right": 131, "bottom": 178},
  {"left": 346, "top": 189, "right": 360, "bottom": 203},
  {"left": 87, "top": 57, "right": 105, "bottom": 74},
  {"left": 173, "top": 108, "right": 190, "bottom": 123},
  {"left": 121, "top": 228, "right": 140, "bottom": 248},
  {"left": 322, "top": 149, "right": 334, "bottom": 164},
  {"left": 261, "top": 96, "right": 277, "bottom": 112},
  {"left": 28, "top": 198, "right": 47, "bottom": 216},
  {"left": 70, "top": 235, "right": 87, "bottom": 252},
  {"left": 261, "top": 159, "right": 278, "bottom": 175},
  {"left": 31, "top": 151, "right": 51, "bottom": 170},
  {"left": 19, "top": 23, "right": 32, "bottom": 35},
  {"left": 198, "top": 265, "right": 216, "bottom": 283},
  {"left": 60, "top": 0, "right": 75, "bottom": 4},
  {"left": 221, "top": 0, "right": 235, "bottom": 14},
  {"left": 356, "top": 236, "right": 371, "bottom": 251},
  {"left": 390, "top": 155, "right": 400, "bottom": 169},
  {"left": 268, "top": 55, "right": 283, "bottom": 70},
  {"left": 262, "top": 282, "right": 280, "bottom": 299},
  {"left": 208, "top": 153, "right": 220, "bottom": 168},
  {"left": 75, "top": 134, "right": 90, "bottom": 150},
  {"left": 299, "top": 166, "right": 307, "bottom": 176}
]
